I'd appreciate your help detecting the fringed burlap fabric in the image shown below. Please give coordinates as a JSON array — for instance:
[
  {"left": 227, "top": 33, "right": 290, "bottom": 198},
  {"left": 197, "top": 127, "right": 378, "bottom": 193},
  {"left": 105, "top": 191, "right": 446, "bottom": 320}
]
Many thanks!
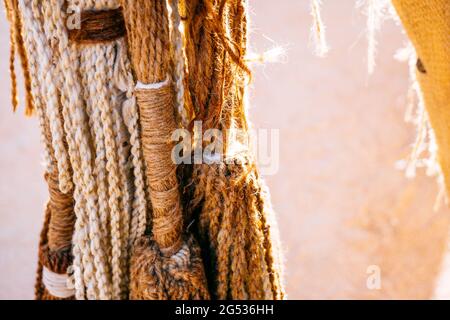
[{"left": 392, "top": 0, "right": 450, "bottom": 194}]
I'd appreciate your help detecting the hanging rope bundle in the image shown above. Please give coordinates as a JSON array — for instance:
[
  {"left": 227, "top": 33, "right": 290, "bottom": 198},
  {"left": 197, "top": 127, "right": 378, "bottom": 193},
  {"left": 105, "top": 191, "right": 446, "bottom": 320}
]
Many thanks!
[
  {"left": 181, "top": 0, "right": 285, "bottom": 299},
  {"left": 121, "top": 0, "right": 209, "bottom": 300},
  {"left": 7, "top": 0, "right": 151, "bottom": 300},
  {"left": 6, "top": 0, "right": 285, "bottom": 300}
]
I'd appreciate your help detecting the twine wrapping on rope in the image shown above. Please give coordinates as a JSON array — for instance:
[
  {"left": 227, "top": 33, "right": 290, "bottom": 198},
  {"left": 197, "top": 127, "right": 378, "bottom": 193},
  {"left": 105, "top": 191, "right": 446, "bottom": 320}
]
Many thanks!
[
  {"left": 121, "top": 0, "right": 209, "bottom": 300},
  {"left": 135, "top": 81, "right": 183, "bottom": 256}
]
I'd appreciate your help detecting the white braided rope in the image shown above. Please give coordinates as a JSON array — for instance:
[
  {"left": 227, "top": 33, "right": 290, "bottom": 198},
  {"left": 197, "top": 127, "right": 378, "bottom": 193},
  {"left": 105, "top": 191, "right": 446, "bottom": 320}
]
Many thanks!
[
  {"left": 107, "top": 40, "right": 133, "bottom": 297},
  {"left": 16, "top": 0, "right": 53, "bottom": 173},
  {"left": 25, "top": 0, "right": 73, "bottom": 193},
  {"left": 80, "top": 43, "right": 114, "bottom": 300},
  {"left": 116, "top": 43, "right": 148, "bottom": 244}
]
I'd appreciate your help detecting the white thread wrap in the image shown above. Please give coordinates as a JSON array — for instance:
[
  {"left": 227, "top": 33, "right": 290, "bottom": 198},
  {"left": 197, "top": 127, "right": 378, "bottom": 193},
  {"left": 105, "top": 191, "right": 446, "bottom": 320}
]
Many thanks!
[
  {"left": 135, "top": 78, "right": 170, "bottom": 90},
  {"left": 43, "top": 266, "right": 75, "bottom": 299}
]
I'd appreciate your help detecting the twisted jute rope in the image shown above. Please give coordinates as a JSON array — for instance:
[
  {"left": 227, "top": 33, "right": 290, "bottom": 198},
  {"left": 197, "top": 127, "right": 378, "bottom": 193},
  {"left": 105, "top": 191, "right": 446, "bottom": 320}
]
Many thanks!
[
  {"left": 184, "top": 0, "right": 285, "bottom": 299},
  {"left": 67, "top": 0, "right": 133, "bottom": 300},
  {"left": 36, "top": 119, "right": 76, "bottom": 300},
  {"left": 121, "top": 0, "right": 209, "bottom": 300},
  {"left": 136, "top": 80, "right": 184, "bottom": 256}
]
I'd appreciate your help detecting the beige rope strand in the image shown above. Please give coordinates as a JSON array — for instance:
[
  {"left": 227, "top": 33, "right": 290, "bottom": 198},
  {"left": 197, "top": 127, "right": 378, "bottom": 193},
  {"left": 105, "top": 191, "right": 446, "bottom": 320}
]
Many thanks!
[
  {"left": 113, "top": 40, "right": 148, "bottom": 244},
  {"left": 16, "top": 0, "right": 53, "bottom": 172},
  {"left": 24, "top": 0, "right": 86, "bottom": 298},
  {"left": 45, "top": 0, "right": 104, "bottom": 299},
  {"left": 77, "top": 0, "right": 122, "bottom": 300},
  {"left": 27, "top": 0, "right": 72, "bottom": 193},
  {"left": 92, "top": 43, "right": 123, "bottom": 300},
  {"left": 168, "top": 0, "right": 189, "bottom": 127},
  {"left": 107, "top": 41, "right": 133, "bottom": 297},
  {"left": 80, "top": 44, "right": 114, "bottom": 300}
]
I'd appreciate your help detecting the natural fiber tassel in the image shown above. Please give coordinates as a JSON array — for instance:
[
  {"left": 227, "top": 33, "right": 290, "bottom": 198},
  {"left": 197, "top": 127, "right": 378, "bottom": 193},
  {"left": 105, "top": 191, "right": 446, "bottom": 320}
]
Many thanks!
[
  {"left": 121, "top": 0, "right": 209, "bottom": 300},
  {"left": 189, "top": 158, "right": 284, "bottom": 299}
]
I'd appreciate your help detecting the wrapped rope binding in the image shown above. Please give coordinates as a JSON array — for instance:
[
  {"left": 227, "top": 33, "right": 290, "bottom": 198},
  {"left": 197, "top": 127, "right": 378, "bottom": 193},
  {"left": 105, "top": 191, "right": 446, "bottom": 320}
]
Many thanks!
[{"left": 121, "top": 0, "right": 210, "bottom": 300}]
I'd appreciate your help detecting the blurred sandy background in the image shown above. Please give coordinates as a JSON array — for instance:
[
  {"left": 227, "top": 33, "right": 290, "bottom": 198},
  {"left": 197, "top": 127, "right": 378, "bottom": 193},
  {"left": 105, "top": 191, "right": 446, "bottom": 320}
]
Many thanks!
[{"left": 1, "top": 0, "right": 450, "bottom": 299}]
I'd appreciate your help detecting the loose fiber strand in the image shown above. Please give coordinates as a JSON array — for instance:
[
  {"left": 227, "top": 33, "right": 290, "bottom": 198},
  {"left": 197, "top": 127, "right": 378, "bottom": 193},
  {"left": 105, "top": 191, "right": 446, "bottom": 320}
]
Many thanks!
[{"left": 310, "top": 0, "right": 329, "bottom": 57}]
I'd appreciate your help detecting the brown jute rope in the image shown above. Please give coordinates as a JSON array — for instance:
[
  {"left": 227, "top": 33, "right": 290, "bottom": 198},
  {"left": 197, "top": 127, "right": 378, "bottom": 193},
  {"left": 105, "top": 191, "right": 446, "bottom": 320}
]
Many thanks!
[
  {"left": 184, "top": 0, "right": 285, "bottom": 300},
  {"left": 122, "top": 0, "right": 209, "bottom": 300},
  {"left": 45, "top": 171, "right": 75, "bottom": 252},
  {"left": 68, "top": 8, "right": 126, "bottom": 44},
  {"left": 136, "top": 84, "right": 183, "bottom": 255},
  {"left": 4, "top": 0, "right": 34, "bottom": 115},
  {"left": 122, "top": 0, "right": 181, "bottom": 255}
]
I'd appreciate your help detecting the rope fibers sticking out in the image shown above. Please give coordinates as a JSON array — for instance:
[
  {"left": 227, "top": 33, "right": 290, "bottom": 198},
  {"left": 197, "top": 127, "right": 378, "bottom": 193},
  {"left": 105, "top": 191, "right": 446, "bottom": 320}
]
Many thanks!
[
  {"left": 310, "top": 0, "right": 329, "bottom": 57},
  {"left": 184, "top": 0, "right": 285, "bottom": 299}
]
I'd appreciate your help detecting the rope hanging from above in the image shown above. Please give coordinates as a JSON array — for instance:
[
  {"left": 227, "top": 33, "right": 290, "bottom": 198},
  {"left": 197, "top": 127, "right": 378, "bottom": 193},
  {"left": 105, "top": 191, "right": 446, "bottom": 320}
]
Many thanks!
[
  {"left": 182, "top": 0, "right": 285, "bottom": 300},
  {"left": 6, "top": 0, "right": 285, "bottom": 300},
  {"left": 120, "top": 0, "right": 209, "bottom": 300},
  {"left": 11, "top": 0, "right": 148, "bottom": 300}
]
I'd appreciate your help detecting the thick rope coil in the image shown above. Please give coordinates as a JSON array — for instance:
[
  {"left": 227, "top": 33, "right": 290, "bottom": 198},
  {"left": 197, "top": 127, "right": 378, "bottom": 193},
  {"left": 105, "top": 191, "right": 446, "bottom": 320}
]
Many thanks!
[{"left": 135, "top": 82, "right": 184, "bottom": 256}]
